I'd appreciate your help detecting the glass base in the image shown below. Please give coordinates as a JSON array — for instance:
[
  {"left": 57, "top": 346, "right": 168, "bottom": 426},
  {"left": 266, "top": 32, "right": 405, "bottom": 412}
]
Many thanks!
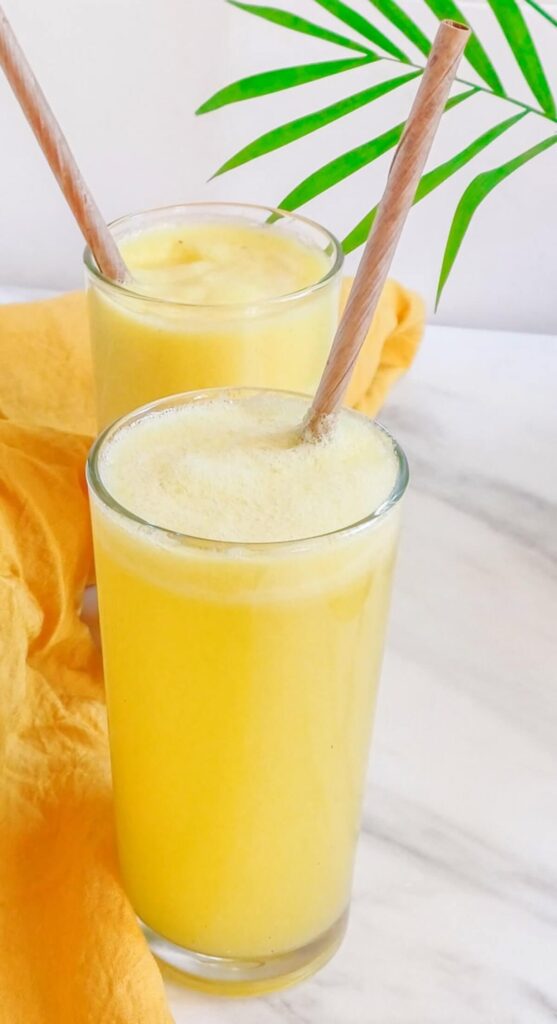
[{"left": 141, "top": 909, "right": 348, "bottom": 997}]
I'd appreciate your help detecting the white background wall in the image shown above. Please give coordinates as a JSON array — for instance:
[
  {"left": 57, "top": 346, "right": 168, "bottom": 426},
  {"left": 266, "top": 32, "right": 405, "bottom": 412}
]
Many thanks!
[{"left": 0, "top": 0, "right": 556, "bottom": 332}]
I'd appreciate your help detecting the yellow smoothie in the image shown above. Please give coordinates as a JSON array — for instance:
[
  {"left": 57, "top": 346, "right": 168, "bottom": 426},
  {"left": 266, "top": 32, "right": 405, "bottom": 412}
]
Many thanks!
[
  {"left": 86, "top": 208, "right": 341, "bottom": 428},
  {"left": 88, "top": 390, "right": 404, "bottom": 982}
]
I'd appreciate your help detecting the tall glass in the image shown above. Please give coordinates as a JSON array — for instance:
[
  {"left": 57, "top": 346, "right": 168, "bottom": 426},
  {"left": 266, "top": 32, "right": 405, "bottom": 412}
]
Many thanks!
[
  {"left": 87, "top": 390, "right": 408, "bottom": 995},
  {"left": 84, "top": 203, "right": 343, "bottom": 428}
]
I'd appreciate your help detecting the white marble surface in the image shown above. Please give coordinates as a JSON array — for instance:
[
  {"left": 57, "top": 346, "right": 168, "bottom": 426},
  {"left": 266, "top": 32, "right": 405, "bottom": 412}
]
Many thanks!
[
  {"left": 2, "top": 287, "right": 555, "bottom": 1022},
  {"left": 164, "top": 324, "right": 557, "bottom": 1023}
]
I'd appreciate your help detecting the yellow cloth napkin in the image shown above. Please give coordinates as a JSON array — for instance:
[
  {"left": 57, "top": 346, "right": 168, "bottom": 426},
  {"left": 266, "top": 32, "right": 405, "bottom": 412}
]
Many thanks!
[
  {"left": 0, "top": 282, "right": 423, "bottom": 1023},
  {"left": 342, "top": 279, "right": 425, "bottom": 414}
]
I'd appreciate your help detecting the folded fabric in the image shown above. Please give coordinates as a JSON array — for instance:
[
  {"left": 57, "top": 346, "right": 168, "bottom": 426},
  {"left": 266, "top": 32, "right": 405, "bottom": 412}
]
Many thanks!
[
  {"left": 0, "top": 292, "right": 96, "bottom": 435},
  {"left": 0, "top": 281, "right": 423, "bottom": 1023},
  {"left": 342, "top": 278, "right": 425, "bottom": 415}
]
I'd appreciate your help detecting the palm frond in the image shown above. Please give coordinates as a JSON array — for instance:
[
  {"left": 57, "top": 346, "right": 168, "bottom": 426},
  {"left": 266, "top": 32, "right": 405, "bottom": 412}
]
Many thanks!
[
  {"left": 366, "top": 0, "right": 431, "bottom": 57},
  {"left": 312, "top": 0, "right": 409, "bottom": 61},
  {"left": 226, "top": 2, "right": 373, "bottom": 55},
  {"left": 486, "top": 0, "right": 556, "bottom": 118},
  {"left": 198, "top": 0, "right": 557, "bottom": 302},
  {"left": 213, "top": 70, "right": 421, "bottom": 176},
  {"left": 436, "top": 134, "right": 557, "bottom": 305},
  {"left": 422, "top": 0, "right": 504, "bottom": 94},
  {"left": 279, "top": 125, "right": 403, "bottom": 211},
  {"left": 523, "top": 0, "right": 557, "bottom": 31},
  {"left": 196, "top": 54, "right": 376, "bottom": 114},
  {"left": 277, "top": 85, "right": 475, "bottom": 212},
  {"left": 343, "top": 105, "right": 525, "bottom": 252}
]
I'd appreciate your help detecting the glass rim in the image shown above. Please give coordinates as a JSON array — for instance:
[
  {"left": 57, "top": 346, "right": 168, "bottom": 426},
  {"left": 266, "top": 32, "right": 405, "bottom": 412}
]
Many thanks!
[
  {"left": 83, "top": 201, "right": 344, "bottom": 313},
  {"left": 86, "top": 388, "right": 409, "bottom": 552}
]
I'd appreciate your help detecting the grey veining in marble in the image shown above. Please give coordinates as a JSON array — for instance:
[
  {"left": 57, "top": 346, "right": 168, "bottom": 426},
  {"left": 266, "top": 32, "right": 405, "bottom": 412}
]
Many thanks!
[{"left": 164, "top": 325, "right": 557, "bottom": 1023}]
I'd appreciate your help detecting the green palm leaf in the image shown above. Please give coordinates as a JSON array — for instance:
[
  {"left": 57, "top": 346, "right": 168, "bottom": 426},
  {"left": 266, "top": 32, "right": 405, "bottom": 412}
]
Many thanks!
[
  {"left": 213, "top": 70, "right": 421, "bottom": 176},
  {"left": 366, "top": 0, "right": 431, "bottom": 56},
  {"left": 524, "top": 0, "right": 557, "bottom": 31},
  {"left": 422, "top": 0, "right": 504, "bottom": 94},
  {"left": 227, "top": 1, "right": 373, "bottom": 55},
  {"left": 279, "top": 125, "right": 403, "bottom": 211},
  {"left": 436, "top": 133, "right": 557, "bottom": 305},
  {"left": 196, "top": 54, "right": 376, "bottom": 114},
  {"left": 313, "top": 0, "right": 409, "bottom": 61},
  {"left": 343, "top": 106, "right": 525, "bottom": 252},
  {"left": 278, "top": 86, "right": 476, "bottom": 212},
  {"left": 486, "top": 0, "right": 556, "bottom": 118},
  {"left": 198, "top": 0, "right": 556, "bottom": 301}
]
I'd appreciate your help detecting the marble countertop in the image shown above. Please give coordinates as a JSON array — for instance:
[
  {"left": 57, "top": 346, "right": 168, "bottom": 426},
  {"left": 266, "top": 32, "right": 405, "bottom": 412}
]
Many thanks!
[
  {"left": 1, "top": 287, "right": 554, "bottom": 1022},
  {"left": 166, "top": 324, "right": 557, "bottom": 1024}
]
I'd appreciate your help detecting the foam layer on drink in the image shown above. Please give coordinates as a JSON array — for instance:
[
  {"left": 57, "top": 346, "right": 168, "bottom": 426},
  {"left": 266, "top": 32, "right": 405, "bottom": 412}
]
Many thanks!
[
  {"left": 99, "top": 393, "right": 399, "bottom": 544},
  {"left": 119, "top": 222, "right": 329, "bottom": 305}
]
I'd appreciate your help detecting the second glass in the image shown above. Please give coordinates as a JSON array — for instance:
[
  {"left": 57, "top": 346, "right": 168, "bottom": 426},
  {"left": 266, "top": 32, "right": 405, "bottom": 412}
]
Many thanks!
[
  {"left": 87, "top": 388, "right": 407, "bottom": 994},
  {"left": 84, "top": 202, "right": 343, "bottom": 428}
]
